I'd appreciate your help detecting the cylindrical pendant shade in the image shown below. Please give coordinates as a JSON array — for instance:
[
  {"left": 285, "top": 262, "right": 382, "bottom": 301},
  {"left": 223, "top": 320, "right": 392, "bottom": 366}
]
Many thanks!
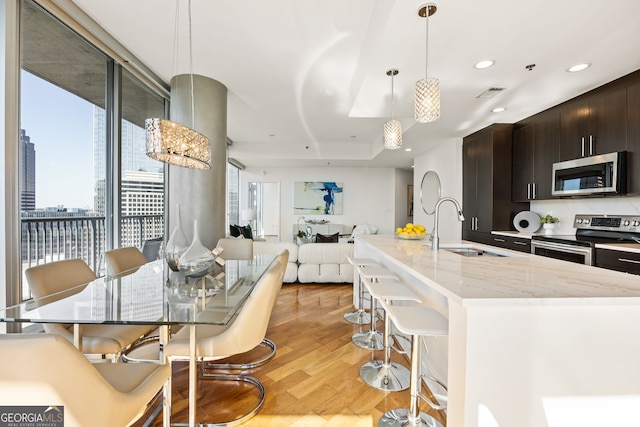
[
  {"left": 383, "top": 119, "right": 402, "bottom": 150},
  {"left": 415, "top": 77, "right": 441, "bottom": 123},
  {"left": 145, "top": 118, "right": 211, "bottom": 169}
]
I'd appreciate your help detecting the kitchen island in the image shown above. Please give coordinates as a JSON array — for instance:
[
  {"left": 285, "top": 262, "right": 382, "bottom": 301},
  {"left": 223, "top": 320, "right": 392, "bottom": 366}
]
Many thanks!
[{"left": 355, "top": 234, "right": 640, "bottom": 427}]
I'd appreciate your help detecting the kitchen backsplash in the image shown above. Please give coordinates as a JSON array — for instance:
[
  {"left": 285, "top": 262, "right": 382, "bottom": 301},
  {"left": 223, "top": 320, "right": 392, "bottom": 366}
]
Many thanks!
[{"left": 530, "top": 196, "right": 640, "bottom": 235}]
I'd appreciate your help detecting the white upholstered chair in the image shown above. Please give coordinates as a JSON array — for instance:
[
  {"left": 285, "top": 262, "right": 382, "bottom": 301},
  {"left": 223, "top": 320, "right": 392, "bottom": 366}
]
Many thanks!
[
  {"left": 0, "top": 333, "right": 170, "bottom": 427},
  {"left": 105, "top": 246, "right": 149, "bottom": 276},
  {"left": 24, "top": 258, "right": 155, "bottom": 359},
  {"left": 215, "top": 237, "right": 253, "bottom": 260},
  {"left": 164, "top": 250, "right": 288, "bottom": 425}
]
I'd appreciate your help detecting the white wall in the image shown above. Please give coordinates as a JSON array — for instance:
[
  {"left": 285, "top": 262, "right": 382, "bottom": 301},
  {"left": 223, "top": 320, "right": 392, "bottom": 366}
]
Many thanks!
[
  {"left": 394, "top": 168, "right": 414, "bottom": 228},
  {"left": 240, "top": 166, "right": 398, "bottom": 241},
  {"left": 532, "top": 196, "right": 640, "bottom": 234},
  {"left": 413, "top": 139, "right": 464, "bottom": 242}
]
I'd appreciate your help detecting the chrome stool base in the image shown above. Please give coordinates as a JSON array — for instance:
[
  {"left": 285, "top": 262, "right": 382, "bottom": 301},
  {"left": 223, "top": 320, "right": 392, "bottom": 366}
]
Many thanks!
[
  {"left": 360, "top": 360, "right": 410, "bottom": 391},
  {"left": 352, "top": 330, "right": 384, "bottom": 351},
  {"left": 378, "top": 408, "right": 443, "bottom": 427},
  {"left": 344, "top": 309, "right": 371, "bottom": 325}
]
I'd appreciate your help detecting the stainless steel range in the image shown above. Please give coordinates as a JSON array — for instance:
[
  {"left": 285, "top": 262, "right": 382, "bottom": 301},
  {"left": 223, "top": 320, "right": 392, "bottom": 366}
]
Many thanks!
[{"left": 531, "top": 214, "right": 640, "bottom": 265}]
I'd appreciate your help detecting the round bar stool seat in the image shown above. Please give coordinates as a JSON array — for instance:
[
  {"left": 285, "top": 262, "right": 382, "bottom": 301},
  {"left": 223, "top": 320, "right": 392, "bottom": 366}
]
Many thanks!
[
  {"left": 344, "top": 257, "right": 379, "bottom": 325},
  {"left": 352, "top": 265, "right": 399, "bottom": 351},
  {"left": 378, "top": 303, "right": 448, "bottom": 427},
  {"left": 360, "top": 281, "right": 422, "bottom": 392}
]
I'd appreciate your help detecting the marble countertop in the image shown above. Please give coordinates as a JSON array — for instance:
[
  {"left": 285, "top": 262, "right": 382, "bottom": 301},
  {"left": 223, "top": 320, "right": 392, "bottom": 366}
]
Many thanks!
[
  {"left": 357, "top": 234, "right": 640, "bottom": 306},
  {"left": 491, "top": 230, "right": 535, "bottom": 239}
]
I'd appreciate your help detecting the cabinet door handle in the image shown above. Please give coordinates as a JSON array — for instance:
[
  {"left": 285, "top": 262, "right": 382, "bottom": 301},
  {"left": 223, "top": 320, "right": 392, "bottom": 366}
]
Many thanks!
[
  {"left": 618, "top": 258, "right": 640, "bottom": 265},
  {"left": 475, "top": 217, "right": 479, "bottom": 231},
  {"left": 493, "top": 238, "right": 506, "bottom": 242},
  {"left": 581, "top": 137, "right": 585, "bottom": 157},
  {"left": 527, "top": 184, "right": 531, "bottom": 200},
  {"left": 532, "top": 183, "right": 537, "bottom": 200},
  {"left": 589, "top": 135, "right": 594, "bottom": 156},
  {"left": 514, "top": 241, "right": 528, "bottom": 246}
]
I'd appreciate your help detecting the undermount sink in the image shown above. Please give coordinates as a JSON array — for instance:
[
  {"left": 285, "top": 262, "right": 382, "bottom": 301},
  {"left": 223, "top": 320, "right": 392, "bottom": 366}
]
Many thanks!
[{"left": 437, "top": 244, "right": 518, "bottom": 258}]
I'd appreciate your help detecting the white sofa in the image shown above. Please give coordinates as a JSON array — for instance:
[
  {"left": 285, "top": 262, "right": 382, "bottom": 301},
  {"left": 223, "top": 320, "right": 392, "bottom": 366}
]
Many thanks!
[
  {"left": 253, "top": 241, "right": 354, "bottom": 283},
  {"left": 253, "top": 241, "right": 299, "bottom": 283},
  {"left": 297, "top": 243, "right": 354, "bottom": 283}
]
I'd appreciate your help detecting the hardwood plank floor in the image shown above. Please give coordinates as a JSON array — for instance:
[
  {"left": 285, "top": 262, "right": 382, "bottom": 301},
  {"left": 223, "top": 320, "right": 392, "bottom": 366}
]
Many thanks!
[{"left": 135, "top": 283, "right": 446, "bottom": 426}]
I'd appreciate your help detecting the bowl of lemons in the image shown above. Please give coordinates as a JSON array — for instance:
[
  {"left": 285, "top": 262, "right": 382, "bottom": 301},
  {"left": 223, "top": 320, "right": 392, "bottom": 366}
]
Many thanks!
[{"left": 396, "top": 223, "right": 428, "bottom": 240}]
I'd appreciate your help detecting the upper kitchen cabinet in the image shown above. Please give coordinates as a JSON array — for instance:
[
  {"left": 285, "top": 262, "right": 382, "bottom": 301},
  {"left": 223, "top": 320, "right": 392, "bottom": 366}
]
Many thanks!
[
  {"left": 463, "top": 124, "right": 527, "bottom": 244},
  {"left": 627, "top": 80, "right": 640, "bottom": 194},
  {"left": 512, "top": 110, "right": 560, "bottom": 201},
  {"left": 559, "top": 86, "right": 627, "bottom": 161}
]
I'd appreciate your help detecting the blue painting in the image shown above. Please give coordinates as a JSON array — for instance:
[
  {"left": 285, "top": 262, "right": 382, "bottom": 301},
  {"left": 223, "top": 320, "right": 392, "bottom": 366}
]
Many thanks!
[{"left": 294, "top": 181, "right": 343, "bottom": 215}]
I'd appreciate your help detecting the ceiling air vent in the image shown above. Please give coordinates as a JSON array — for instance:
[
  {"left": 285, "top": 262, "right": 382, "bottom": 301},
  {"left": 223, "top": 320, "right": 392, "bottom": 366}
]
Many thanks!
[{"left": 476, "top": 87, "right": 506, "bottom": 99}]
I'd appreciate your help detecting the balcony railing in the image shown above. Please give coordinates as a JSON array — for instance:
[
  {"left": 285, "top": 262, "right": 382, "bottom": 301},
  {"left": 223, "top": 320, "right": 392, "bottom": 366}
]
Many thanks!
[{"left": 21, "top": 214, "right": 163, "bottom": 301}]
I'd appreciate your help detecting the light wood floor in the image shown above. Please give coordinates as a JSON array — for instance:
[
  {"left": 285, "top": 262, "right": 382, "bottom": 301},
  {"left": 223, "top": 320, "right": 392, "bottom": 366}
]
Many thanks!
[{"left": 134, "top": 283, "right": 446, "bottom": 426}]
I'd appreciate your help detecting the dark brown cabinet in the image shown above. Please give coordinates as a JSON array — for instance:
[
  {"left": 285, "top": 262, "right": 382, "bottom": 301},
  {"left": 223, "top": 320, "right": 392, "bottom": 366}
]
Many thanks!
[
  {"left": 596, "top": 248, "right": 640, "bottom": 275},
  {"left": 463, "top": 124, "right": 528, "bottom": 243},
  {"left": 559, "top": 87, "right": 627, "bottom": 161},
  {"left": 489, "top": 234, "right": 531, "bottom": 253},
  {"left": 627, "top": 80, "right": 640, "bottom": 194},
  {"left": 512, "top": 111, "right": 559, "bottom": 201}
]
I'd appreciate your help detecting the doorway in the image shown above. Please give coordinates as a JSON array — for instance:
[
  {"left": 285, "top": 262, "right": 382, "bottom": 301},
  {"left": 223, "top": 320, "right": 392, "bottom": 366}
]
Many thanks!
[{"left": 248, "top": 182, "right": 280, "bottom": 241}]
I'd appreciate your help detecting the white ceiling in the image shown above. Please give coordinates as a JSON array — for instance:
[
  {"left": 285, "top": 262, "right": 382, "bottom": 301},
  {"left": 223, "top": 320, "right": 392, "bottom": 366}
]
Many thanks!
[{"left": 71, "top": 0, "right": 640, "bottom": 170}]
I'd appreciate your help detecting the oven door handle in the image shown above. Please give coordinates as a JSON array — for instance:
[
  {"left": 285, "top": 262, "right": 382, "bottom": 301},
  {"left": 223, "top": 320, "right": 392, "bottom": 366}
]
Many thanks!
[{"left": 531, "top": 241, "right": 592, "bottom": 256}]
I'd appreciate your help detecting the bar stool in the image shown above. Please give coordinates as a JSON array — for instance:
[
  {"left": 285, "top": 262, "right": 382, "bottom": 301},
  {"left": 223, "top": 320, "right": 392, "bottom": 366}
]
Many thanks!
[
  {"left": 377, "top": 303, "right": 448, "bottom": 427},
  {"left": 344, "top": 256, "right": 379, "bottom": 325},
  {"left": 360, "top": 280, "right": 422, "bottom": 392},
  {"left": 352, "top": 264, "right": 399, "bottom": 351}
]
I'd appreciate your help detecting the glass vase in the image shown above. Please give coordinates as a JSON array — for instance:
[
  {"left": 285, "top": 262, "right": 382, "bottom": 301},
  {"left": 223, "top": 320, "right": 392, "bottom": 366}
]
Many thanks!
[
  {"left": 165, "top": 204, "right": 189, "bottom": 271},
  {"left": 178, "top": 219, "right": 215, "bottom": 278}
]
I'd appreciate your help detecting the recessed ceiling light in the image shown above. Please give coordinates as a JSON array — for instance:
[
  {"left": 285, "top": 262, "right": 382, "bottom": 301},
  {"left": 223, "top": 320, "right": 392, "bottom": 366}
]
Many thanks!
[
  {"left": 567, "top": 63, "right": 591, "bottom": 73},
  {"left": 492, "top": 107, "right": 506, "bottom": 113},
  {"left": 474, "top": 60, "right": 495, "bottom": 69},
  {"left": 405, "top": 148, "right": 412, "bottom": 152}
]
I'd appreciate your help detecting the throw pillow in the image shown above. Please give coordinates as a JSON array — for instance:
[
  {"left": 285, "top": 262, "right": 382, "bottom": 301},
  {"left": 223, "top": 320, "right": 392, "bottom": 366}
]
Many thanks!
[
  {"left": 315, "top": 232, "right": 339, "bottom": 243},
  {"left": 229, "top": 224, "right": 242, "bottom": 238},
  {"left": 240, "top": 225, "right": 253, "bottom": 239}
]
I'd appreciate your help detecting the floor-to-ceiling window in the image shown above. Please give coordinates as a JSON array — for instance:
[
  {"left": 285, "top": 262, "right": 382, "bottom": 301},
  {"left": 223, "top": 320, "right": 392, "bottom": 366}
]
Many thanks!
[
  {"left": 18, "top": 0, "right": 168, "bottom": 300},
  {"left": 119, "top": 68, "right": 166, "bottom": 249}
]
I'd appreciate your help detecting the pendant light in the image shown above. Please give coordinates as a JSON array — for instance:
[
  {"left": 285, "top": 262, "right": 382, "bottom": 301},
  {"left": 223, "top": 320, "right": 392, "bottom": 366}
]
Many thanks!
[
  {"left": 145, "top": 0, "right": 211, "bottom": 170},
  {"left": 415, "top": 3, "right": 440, "bottom": 123},
  {"left": 383, "top": 69, "right": 402, "bottom": 150}
]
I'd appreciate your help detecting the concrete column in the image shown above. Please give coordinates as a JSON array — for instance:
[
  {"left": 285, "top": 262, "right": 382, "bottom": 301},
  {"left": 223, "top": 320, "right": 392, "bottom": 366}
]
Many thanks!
[{"left": 167, "top": 74, "right": 227, "bottom": 250}]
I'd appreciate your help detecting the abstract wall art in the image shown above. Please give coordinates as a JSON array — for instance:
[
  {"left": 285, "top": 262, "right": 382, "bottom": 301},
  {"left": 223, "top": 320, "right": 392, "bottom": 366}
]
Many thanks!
[{"left": 294, "top": 181, "right": 343, "bottom": 215}]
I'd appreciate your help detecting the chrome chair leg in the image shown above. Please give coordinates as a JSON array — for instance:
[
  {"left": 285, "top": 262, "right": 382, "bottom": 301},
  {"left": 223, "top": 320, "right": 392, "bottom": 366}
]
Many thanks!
[{"left": 360, "top": 305, "right": 408, "bottom": 391}]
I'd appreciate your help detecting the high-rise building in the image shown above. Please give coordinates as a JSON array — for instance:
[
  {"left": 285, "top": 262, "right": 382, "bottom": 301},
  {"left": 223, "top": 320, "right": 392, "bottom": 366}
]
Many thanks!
[{"left": 20, "top": 129, "right": 36, "bottom": 211}]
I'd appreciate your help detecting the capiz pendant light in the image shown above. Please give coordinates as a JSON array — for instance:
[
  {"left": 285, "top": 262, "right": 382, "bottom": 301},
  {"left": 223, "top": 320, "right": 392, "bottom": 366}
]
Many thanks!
[
  {"left": 415, "top": 3, "right": 440, "bottom": 123},
  {"left": 383, "top": 68, "right": 402, "bottom": 150},
  {"left": 145, "top": 0, "right": 211, "bottom": 170}
]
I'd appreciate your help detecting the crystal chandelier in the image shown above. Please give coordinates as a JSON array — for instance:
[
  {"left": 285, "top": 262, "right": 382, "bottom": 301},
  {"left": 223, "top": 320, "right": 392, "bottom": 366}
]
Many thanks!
[
  {"left": 145, "top": 0, "right": 211, "bottom": 170},
  {"left": 384, "top": 69, "right": 402, "bottom": 150},
  {"left": 415, "top": 3, "right": 440, "bottom": 123}
]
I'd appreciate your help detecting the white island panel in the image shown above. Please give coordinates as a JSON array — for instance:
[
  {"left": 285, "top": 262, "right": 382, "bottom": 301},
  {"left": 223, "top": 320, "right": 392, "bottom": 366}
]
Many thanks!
[{"left": 355, "top": 234, "right": 640, "bottom": 427}]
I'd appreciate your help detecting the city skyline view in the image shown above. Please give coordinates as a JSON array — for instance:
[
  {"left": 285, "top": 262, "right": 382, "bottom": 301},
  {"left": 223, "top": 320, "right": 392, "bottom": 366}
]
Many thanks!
[
  {"left": 20, "top": 70, "right": 95, "bottom": 210},
  {"left": 20, "top": 70, "right": 163, "bottom": 212}
]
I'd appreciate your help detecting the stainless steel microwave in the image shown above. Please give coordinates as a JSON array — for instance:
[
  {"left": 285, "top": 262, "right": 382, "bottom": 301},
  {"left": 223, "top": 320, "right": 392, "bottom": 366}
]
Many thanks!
[{"left": 552, "top": 151, "right": 627, "bottom": 197}]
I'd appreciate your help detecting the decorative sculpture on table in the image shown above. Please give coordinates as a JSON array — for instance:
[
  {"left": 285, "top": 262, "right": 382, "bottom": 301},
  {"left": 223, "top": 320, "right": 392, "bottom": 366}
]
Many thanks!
[
  {"left": 165, "top": 204, "right": 189, "bottom": 271},
  {"left": 178, "top": 220, "right": 215, "bottom": 278}
]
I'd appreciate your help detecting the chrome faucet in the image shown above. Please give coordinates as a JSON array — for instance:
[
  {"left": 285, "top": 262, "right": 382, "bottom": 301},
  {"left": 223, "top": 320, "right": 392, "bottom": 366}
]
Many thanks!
[{"left": 431, "top": 197, "right": 465, "bottom": 251}]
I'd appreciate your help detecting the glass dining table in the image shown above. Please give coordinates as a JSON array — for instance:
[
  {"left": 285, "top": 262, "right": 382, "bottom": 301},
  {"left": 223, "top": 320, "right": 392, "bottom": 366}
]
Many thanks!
[{"left": 0, "top": 254, "right": 276, "bottom": 427}]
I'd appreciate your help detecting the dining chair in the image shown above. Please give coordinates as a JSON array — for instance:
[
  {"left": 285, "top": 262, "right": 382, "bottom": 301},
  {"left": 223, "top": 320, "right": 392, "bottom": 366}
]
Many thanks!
[
  {"left": 164, "top": 250, "right": 289, "bottom": 425},
  {"left": 141, "top": 236, "right": 164, "bottom": 261},
  {"left": 105, "top": 246, "right": 149, "bottom": 276},
  {"left": 24, "top": 258, "right": 156, "bottom": 360},
  {"left": 215, "top": 237, "right": 253, "bottom": 260},
  {"left": 0, "top": 333, "right": 170, "bottom": 427}
]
